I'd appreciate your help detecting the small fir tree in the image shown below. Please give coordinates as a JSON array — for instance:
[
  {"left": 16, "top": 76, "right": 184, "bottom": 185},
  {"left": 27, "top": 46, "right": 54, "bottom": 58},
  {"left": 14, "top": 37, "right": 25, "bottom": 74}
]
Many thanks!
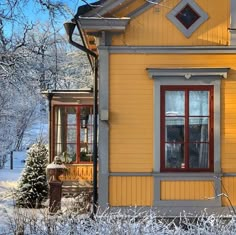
[{"left": 16, "top": 141, "right": 48, "bottom": 208}]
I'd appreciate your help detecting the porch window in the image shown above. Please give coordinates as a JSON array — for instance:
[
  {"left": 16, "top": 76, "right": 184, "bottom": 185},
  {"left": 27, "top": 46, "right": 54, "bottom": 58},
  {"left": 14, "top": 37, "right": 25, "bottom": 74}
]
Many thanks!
[
  {"left": 160, "top": 86, "right": 213, "bottom": 172},
  {"left": 53, "top": 105, "right": 93, "bottom": 163}
]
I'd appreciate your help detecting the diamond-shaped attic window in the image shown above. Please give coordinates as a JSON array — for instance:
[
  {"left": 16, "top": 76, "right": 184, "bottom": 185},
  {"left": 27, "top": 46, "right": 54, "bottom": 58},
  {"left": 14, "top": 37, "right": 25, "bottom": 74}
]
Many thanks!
[
  {"left": 167, "top": 0, "right": 208, "bottom": 38},
  {"left": 176, "top": 4, "right": 200, "bottom": 29}
]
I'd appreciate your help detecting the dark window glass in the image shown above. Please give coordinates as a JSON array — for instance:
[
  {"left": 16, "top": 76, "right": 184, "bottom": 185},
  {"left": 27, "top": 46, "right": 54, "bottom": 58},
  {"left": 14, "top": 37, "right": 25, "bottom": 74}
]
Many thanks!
[
  {"left": 161, "top": 86, "right": 213, "bottom": 172},
  {"left": 175, "top": 4, "right": 200, "bottom": 29}
]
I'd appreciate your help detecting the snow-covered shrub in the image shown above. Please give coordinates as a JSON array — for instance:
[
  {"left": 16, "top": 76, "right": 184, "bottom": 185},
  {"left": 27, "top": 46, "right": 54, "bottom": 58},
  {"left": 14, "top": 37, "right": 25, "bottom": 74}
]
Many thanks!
[
  {"left": 0, "top": 155, "right": 7, "bottom": 169},
  {"left": 4, "top": 207, "right": 236, "bottom": 235},
  {"left": 15, "top": 141, "right": 48, "bottom": 208}
]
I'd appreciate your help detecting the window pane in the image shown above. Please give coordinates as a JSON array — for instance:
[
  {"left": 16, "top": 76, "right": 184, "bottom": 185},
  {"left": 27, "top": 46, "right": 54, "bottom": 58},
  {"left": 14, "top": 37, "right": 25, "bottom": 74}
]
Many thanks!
[
  {"left": 80, "top": 107, "right": 90, "bottom": 128},
  {"left": 165, "top": 143, "right": 184, "bottom": 168},
  {"left": 165, "top": 91, "right": 184, "bottom": 115},
  {"left": 189, "top": 91, "right": 209, "bottom": 116},
  {"left": 80, "top": 151, "right": 92, "bottom": 162},
  {"left": 189, "top": 143, "right": 209, "bottom": 168},
  {"left": 161, "top": 86, "right": 213, "bottom": 172},
  {"left": 67, "top": 107, "right": 76, "bottom": 124},
  {"left": 175, "top": 4, "right": 200, "bottom": 29},
  {"left": 53, "top": 105, "right": 94, "bottom": 163},
  {"left": 80, "top": 128, "right": 87, "bottom": 143},
  {"left": 165, "top": 117, "right": 184, "bottom": 142},
  {"left": 67, "top": 127, "right": 76, "bottom": 142},
  {"left": 87, "top": 123, "right": 93, "bottom": 154},
  {"left": 79, "top": 106, "right": 93, "bottom": 162},
  {"left": 66, "top": 144, "right": 76, "bottom": 162},
  {"left": 189, "top": 118, "right": 208, "bottom": 142}
]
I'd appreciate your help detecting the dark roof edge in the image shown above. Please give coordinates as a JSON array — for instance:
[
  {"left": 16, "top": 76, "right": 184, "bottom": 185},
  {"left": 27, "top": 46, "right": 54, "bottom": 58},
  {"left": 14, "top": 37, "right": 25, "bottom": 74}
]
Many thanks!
[
  {"left": 75, "top": 1, "right": 104, "bottom": 17},
  {"left": 75, "top": 0, "right": 128, "bottom": 18}
]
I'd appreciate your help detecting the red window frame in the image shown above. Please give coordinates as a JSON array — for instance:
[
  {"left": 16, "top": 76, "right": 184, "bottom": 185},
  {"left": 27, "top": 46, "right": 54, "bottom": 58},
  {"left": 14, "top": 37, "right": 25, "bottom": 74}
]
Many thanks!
[
  {"left": 53, "top": 104, "right": 93, "bottom": 164},
  {"left": 160, "top": 85, "right": 214, "bottom": 172}
]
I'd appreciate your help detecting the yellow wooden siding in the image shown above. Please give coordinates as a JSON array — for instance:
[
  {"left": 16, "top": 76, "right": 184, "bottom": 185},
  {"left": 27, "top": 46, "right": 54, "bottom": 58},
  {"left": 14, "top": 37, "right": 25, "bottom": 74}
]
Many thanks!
[
  {"left": 109, "top": 176, "right": 153, "bottom": 206},
  {"left": 109, "top": 53, "right": 236, "bottom": 173},
  {"left": 112, "top": 0, "right": 229, "bottom": 46},
  {"left": 109, "top": 55, "right": 153, "bottom": 172},
  {"left": 222, "top": 177, "right": 236, "bottom": 206},
  {"left": 59, "top": 164, "right": 93, "bottom": 182},
  {"left": 221, "top": 78, "right": 236, "bottom": 172},
  {"left": 160, "top": 181, "right": 214, "bottom": 200}
]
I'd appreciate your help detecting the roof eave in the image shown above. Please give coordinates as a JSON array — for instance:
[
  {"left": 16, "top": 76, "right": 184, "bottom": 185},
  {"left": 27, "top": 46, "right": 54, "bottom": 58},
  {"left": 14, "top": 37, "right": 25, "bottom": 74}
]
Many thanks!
[
  {"left": 77, "top": 17, "right": 130, "bottom": 32},
  {"left": 80, "top": 0, "right": 127, "bottom": 17}
]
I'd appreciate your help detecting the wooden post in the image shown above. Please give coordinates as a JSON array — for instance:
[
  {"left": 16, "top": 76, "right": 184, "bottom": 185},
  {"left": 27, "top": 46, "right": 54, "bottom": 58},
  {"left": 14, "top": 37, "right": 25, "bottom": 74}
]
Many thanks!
[
  {"left": 49, "top": 181, "right": 63, "bottom": 213},
  {"left": 10, "top": 151, "right": 13, "bottom": 170},
  {"left": 47, "top": 163, "right": 65, "bottom": 214}
]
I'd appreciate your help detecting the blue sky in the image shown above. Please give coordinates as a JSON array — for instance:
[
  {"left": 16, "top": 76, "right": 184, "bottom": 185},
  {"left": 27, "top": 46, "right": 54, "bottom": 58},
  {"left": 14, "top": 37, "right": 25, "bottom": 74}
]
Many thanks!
[
  {"left": 24, "top": 0, "right": 96, "bottom": 23},
  {"left": 4, "top": 0, "right": 97, "bottom": 37}
]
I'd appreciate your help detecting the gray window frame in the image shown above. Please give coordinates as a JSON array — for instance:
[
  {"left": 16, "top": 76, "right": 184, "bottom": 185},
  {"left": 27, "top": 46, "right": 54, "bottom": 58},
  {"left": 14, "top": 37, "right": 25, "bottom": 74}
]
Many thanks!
[
  {"left": 147, "top": 67, "right": 229, "bottom": 207},
  {"left": 147, "top": 67, "right": 229, "bottom": 174}
]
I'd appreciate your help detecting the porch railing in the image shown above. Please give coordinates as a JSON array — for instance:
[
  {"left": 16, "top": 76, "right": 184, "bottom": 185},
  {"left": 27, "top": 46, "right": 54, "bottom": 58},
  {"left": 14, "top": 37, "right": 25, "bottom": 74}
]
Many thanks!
[{"left": 60, "top": 164, "right": 93, "bottom": 182}]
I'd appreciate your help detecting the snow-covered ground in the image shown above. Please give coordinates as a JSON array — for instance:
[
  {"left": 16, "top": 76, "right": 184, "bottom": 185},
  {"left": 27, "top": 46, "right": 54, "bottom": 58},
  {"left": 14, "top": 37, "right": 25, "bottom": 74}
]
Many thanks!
[
  {"left": 0, "top": 151, "right": 87, "bottom": 234},
  {"left": 0, "top": 119, "right": 48, "bottom": 213},
  {"left": 0, "top": 151, "right": 25, "bottom": 194},
  {"left": 0, "top": 152, "right": 25, "bottom": 233}
]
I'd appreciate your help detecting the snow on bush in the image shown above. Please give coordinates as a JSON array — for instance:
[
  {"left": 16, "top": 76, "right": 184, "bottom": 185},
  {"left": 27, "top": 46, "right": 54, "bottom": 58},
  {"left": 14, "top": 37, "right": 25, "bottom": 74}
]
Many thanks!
[
  {"left": 2, "top": 206, "right": 236, "bottom": 235},
  {"left": 15, "top": 141, "right": 48, "bottom": 208}
]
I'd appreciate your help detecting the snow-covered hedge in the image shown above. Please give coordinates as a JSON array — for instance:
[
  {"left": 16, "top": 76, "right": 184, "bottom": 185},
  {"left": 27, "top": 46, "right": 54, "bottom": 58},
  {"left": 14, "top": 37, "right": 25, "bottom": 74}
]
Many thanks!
[{"left": 3, "top": 207, "right": 236, "bottom": 235}]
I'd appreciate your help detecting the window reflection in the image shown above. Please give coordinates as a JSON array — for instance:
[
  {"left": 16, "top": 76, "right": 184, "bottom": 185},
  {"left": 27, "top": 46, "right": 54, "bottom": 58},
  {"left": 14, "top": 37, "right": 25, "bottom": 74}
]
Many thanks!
[
  {"left": 163, "top": 88, "right": 211, "bottom": 170},
  {"left": 54, "top": 105, "right": 93, "bottom": 163}
]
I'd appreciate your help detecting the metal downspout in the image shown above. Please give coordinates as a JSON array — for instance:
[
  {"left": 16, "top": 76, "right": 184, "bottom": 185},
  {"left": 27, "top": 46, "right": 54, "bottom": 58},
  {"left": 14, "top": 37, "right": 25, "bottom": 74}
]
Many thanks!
[
  {"left": 47, "top": 93, "right": 53, "bottom": 163},
  {"left": 63, "top": 21, "right": 98, "bottom": 215}
]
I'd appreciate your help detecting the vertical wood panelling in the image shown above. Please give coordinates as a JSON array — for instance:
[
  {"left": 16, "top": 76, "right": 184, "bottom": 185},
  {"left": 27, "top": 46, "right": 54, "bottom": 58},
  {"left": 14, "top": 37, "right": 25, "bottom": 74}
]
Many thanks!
[
  {"left": 109, "top": 54, "right": 154, "bottom": 172},
  {"left": 109, "top": 53, "right": 236, "bottom": 173},
  {"left": 112, "top": 0, "right": 144, "bottom": 18},
  {"left": 109, "top": 176, "right": 153, "bottom": 206},
  {"left": 112, "top": 0, "right": 230, "bottom": 46},
  {"left": 60, "top": 164, "right": 93, "bottom": 181},
  {"left": 160, "top": 181, "right": 214, "bottom": 200},
  {"left": 221, "top": 77, "right": 236, "bottom": 172},
  {"left": 109, "top": 52, "right": 236, "bottom": 206},
  {"left": 222, "top": 177, "right": 236, "bottom": 206}
]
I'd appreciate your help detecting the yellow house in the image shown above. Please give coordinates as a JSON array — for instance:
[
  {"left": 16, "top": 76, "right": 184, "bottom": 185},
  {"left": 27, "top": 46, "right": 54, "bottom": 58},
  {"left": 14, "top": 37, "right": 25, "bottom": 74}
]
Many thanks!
[{"left": 63, "top": 0, "right": 236, "bottom": 215}]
